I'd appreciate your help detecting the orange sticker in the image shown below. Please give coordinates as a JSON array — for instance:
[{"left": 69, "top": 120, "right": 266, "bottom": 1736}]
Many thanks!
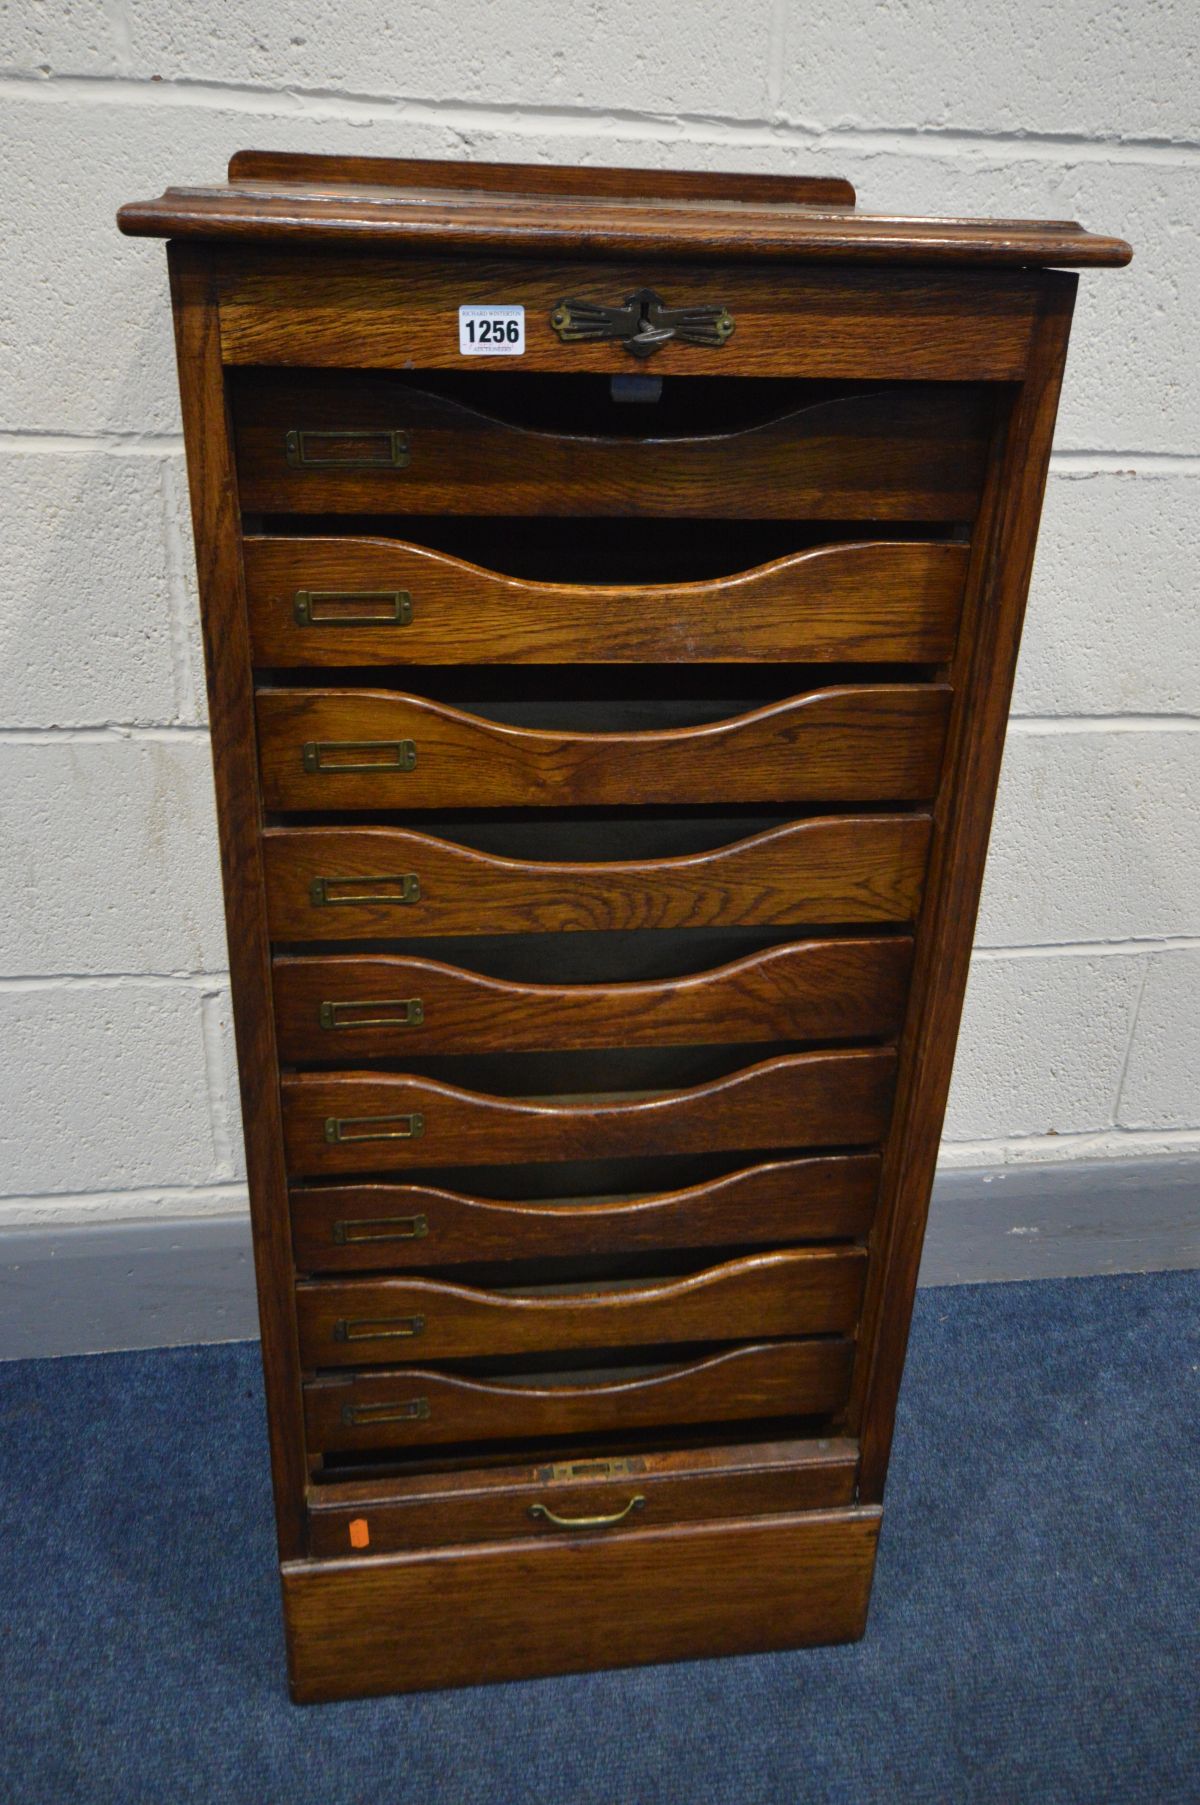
[{"left": 348, "top": 1517, "right": 370, "bottom": 1550}]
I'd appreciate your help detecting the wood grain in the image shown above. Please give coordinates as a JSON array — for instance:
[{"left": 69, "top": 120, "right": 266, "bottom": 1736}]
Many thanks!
[
  {"left": 295, "top": 1246, "right": 867, "bottom": 1365},
  {"left": 282, "top": 1047, "right": 897, "bottom": 1175},
  {"left": 216, "top": 256, "right": 1049, "bottom": 379},
  {"left": 282, "top": 1507, "right": 882, "bottom": 1699},
  {"left": 226, "top": 149, "right": 859, "bottom": 208},
  {"left": 234, "top": 376, "right": 991, "bottom": 518},
  {"left": 257, "top": 685, "right": 951, "bottom": 812},
  {"left": 273, "top": 936, "right": 913, "bottom": 1061},
  {"left": 118, "top": 158, "right": 1132, "bottom": 268},
  {"left": 132, "top": 152, "right": 1124, "bottom": 1704},
  {"left": 244, "top": 536, "right": 969, "bottom": 667},
  {"left": 304, "top": 1340, "right": 855, "bottom": 1453},
  {"left": 165, "top": 247, "right": 309, "bottom": 1562},
  {"left": 305, "top": 1435, "right": 860, "bottom": 1557},
  {"left": 289, "top": 1154, "right": 881, "bottom": 1271},
  {"left": 852, "top": 274, "right": 1084, "bottom": 1499},
  {"left": 263, "top": 817, "right": 932, "bottom": 941}
]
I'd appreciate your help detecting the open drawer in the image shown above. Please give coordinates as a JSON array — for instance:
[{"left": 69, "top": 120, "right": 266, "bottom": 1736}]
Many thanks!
[
  {"left": 304, "top": 1339, "right": 855, "bottom": 1454},
  {"left": 295, "top": 1245, "right": 867, "bottom": 1367},
  {"left": 233, "top": 373, "right": 991, "bottom": 518}
]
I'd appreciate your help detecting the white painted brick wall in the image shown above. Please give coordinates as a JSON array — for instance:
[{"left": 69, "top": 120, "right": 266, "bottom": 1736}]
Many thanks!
[
  {"left": 0, "top": 982, "right": 221, "bottom": 1193},
  {"left": 0, "top": 739, "right": 227, "bottom": 975},
  {"left": 1117, "top": 949, "right": 1200, "bottom": 1132},
  {"left": 0, "top": 447, "right": 188, "bottom": 726},
  {"left": 0, "top": 2, "right": 1196, "bottom": 1230},
  {"left": 943, "top": 953, "right": 1145, "bottom": 1143}
]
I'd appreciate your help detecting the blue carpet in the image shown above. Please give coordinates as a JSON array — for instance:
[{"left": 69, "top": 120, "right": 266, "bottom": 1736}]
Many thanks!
[{"left": 0, "top": 1270, "right": 1196, "bottom": 1804}]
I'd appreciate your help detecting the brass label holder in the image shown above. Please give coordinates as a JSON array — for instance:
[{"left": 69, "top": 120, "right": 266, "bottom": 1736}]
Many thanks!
[
  {"left": 537, "top": 1456, "right": 646, "bottom": 1484},
  {"left": 341, "top": 1397, "right": 431, "bottom": 1426},
  {"left": 332, "top": 1315, "right": 426, "bottom": 1342},
  {"left": 319, "top": 998, "right": 425, "bottom": 1030},
  {"left": 324, "top": 1114, "right": 425, "bottom": 1144},
  {"left": 302, "top": 740, "right": 417, "bottom": 775},
  {"left": 293, "top": 589, "right": 413, "bottom": 627},
  {"left": 309, "top": 874, "right": 421, "bottom": 908},
  {"left": 331, "top": 1213, "right": 429, "bottom": 1245},
  {"left": 285, "top": 428, "right": 409, "bottom": 468}
]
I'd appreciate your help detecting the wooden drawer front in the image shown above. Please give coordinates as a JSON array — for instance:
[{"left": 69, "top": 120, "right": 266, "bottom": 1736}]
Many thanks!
[
  {"left": 234, "top": 376, "right": 990, "bottom": 518},
  {"left": 307, "top": 1437, "right": 859, "bottom": 1558},
  {"left": 244, "top": 536, "right": 968, "bottom": 667},
  {"left": 219, "top": 250, "right": 1041, "bottom": 379},
  {"left": 291, "top": 1154, "right": 879, "bottom": 1272},
  {"left": 263, "top": 817, "right": 931, "bottom": 942},
  {"left": 304, "top": 1340, "right": 855, "bottom": 1453},
  {"left": 283, "top": 1507, "right": 882, "bottom": 1700},
  {"left": 295, "top": 1247, "right": 867, "bottom": 1366},
  {"left": 282, "top": 1048, "right": 895, "bottom": 1176},
  {"left": 257, "top": 685, "right": 951, "bottom": 813},
  {"left": 275, "top": 938, "right": 912, "bottom": 1063}
]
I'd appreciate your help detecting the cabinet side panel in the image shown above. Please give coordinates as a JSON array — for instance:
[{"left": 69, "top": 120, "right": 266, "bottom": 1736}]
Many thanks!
[
  {"left": 852, "top": 272, "right": 1079, "bottom": 1498},
  {"left": 167, "top": 243, "right": 308, "bottom": 1559}
]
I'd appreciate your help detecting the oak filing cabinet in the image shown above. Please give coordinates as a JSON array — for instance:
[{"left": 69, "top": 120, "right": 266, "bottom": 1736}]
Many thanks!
[{"left": 117, "top": 153, "right": 1130, "bottom": 1702}]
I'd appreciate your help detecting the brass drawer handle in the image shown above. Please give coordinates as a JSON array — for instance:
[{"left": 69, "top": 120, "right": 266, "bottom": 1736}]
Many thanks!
[
  {"left": 320, "top": 999, "right": 424, "bottom": 1030},
  {"left": 303, "top": 740, "right": 417, "bottom": 775},
  {"left": 528, "top": 1496, "right": 646, "bottom": 1530},
  {"left": 341, "top": 1397, "right": 430, "bottom": 1426},
  {"left": 309, "top": 874, "right": 421, "bottom": 908},
  {"left": 294, "top": 589, "right": 413, "bottom": 627},
  {"left": 285, "top": 428, "right": 409, "bottom": 468},
  {"left": 550, "top": 288, "right": 733, "bottom": 358},
  {"left": 324, "top": 1114, "right": 424, "bottom": 1144},
  {"left": 333, "top": 1314, "right": 426, "bottom": 1342},
  {"left": 332, "top": 1213, "right": 428, "bottom": 1245}
]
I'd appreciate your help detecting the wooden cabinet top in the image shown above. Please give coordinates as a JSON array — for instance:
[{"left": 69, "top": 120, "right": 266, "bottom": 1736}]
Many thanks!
[{"left": 118, "top": 148, "right": 1131, "bottom": 268}]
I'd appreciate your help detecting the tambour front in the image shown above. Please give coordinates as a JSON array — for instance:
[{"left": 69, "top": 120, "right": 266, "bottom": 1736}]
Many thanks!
[{"left": 118, "top": 152, "right": 1129, "bottom": 1702}]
